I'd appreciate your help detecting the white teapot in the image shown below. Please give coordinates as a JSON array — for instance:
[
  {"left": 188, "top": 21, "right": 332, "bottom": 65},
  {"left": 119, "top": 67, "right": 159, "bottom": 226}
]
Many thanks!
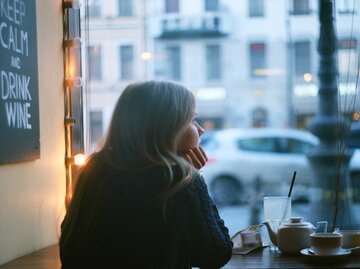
[{"left": 263, "top": 217, "right": 327, "bottom": 254}]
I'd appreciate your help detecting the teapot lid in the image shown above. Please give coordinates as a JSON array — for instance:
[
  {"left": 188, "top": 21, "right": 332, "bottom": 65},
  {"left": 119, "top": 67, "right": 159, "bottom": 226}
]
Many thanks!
[{"left": 283, "top": 217, "right": 310, "bottom": 226}]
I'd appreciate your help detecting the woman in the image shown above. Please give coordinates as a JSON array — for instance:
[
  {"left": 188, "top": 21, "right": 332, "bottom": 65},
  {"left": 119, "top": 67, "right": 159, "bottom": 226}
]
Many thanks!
[{"left": 60, "top": 81, "right": 233, "bottom": 269}]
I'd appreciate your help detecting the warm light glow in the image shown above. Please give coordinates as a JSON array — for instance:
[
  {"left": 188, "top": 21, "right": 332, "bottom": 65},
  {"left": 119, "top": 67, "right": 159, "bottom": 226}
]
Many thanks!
[
  {"left": 141, "top": 51, "right": 152, "bottom": 60},
  {"left": 353, "top": 111, "right": 360, "bottom": 121},
  {"left": 303, "top": 73, "right": 313, "bottom": 82},
  {"left": 68, "top": 63, "right": 75, "bottom": 77},
  {"left": 253, "top": 69, "right": 285, "bottom": 76},
  {"left": 74, "top": 154, "right": 87, "bottom": 166}
]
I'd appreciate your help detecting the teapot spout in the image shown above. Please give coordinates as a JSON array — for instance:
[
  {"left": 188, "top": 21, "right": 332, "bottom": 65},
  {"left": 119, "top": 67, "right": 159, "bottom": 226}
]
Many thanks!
[{"left": 263, "top": 221, "right": 278, "bottom": 247}]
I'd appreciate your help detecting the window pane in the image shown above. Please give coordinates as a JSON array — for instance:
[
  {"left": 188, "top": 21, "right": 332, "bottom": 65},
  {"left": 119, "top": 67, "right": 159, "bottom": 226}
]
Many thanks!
[
  {"left": 80, "top": 0, "right": 360, "bottom": 235},
  {"left": 294, "top": 41, "right": 311, "bottom": 77},
  {"left": 205, "top": 0, "right": 219, "bottom": 11},
  {"left": 88, "top": 45, "right": 102, "bottom": 80},
  {"left": 118, "top": 0, "right": 133, "bottom": 16},
  {"left": 89, "top": 111, "right": 103, "bottom": 144},
  {"left": 120, "top": 45, "right": 134, "bottom": 80},
  {"left": 88, "top": 0, "right": 101, "bottom": 17},
  {"left": 237, "top": 138, "right": 277, "bottom": 153},
  {"left": 167, "top": 46, "right": 181, "bottom": 80},
  {"left": 338, "top": 0, "right": 354, "bottom": 13},
  {"left": 277, "top": 138, "right": 315, "bottom": 154},
  {"left": 338, "top": 39, "right": 358, "bottom": 77},
  {"left": 249, "top": 42, "right": 266, "bottom": 77},
  {"left": 165, "top": 0, "right": 179, "bottom": 13},
  {"left": 292, "top": 0, "right": 310, "bottom": 15},
  {"left": 206, "top": 45, "right": 221, "bottom": 80},
  {"left": 249, "top": 0, "right": 264, "bottom": 17}
]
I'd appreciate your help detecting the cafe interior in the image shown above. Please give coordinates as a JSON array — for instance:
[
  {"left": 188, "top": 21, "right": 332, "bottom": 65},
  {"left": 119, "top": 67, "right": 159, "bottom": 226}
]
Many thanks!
[{"left": 1, "top": 0, "right": 360, "bottom": 268}]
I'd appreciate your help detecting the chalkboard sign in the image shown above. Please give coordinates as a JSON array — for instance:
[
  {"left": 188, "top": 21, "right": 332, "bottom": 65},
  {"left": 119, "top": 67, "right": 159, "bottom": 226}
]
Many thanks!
[{"left": 0, "top": 0, "right": 40, "bottom": 164}]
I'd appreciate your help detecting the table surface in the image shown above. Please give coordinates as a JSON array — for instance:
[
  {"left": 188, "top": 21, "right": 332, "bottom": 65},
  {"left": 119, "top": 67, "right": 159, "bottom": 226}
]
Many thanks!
[
  {"left": 1, "top": 244, "right": 360, "bottom": 269},
  {"left": 223, "top": 247, "right": 360, "bottom": 269}
]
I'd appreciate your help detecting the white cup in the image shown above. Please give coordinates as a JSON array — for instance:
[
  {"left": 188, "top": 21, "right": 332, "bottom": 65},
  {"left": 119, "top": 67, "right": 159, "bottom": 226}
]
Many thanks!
[
  {"left": 310, "top": 233, "right": 343, "bottom": 256},
  {"left": 340, "top": 230, "right": 360, "bottom": 254}
]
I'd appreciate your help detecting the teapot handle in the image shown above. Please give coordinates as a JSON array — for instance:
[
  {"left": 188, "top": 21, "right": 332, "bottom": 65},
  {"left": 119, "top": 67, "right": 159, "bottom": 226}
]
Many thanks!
[{"left": 314, "top": 221, "right": 328, "bottom": 233}]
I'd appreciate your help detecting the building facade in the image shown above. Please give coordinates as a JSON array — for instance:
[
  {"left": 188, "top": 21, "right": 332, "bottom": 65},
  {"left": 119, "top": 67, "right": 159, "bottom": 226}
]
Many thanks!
[{"left": 82, "top": 0, "right": 360, "bottom": 150}]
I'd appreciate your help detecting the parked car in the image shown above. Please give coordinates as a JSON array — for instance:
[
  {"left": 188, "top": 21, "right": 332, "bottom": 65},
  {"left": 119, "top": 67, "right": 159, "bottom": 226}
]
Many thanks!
[
  {"left": 200, "top": 128, "right": 318, "bottom": 206},
  {"left": 200, "top": 127, "right": 360, "bottom": 206}
]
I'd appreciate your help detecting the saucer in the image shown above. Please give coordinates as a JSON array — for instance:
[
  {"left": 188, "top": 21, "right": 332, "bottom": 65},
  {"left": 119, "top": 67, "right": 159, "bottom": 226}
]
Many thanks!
[{"left": 300, "top": 248, "right": 351, "bottom": 257}]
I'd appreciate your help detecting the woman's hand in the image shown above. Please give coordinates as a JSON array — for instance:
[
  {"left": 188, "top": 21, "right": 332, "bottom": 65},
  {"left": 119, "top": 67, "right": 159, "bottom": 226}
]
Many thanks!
[{"left": 183, "top": 146, "right": 208, "bottom": 170}]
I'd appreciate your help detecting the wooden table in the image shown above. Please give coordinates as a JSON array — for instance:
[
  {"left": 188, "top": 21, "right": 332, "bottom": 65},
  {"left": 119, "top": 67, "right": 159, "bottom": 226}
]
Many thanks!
[
  {"left": 223, "top": 247, "right": 360, "bottom": 269},
  {"left": 1, "top": 244, "right": 360, "bottom": 269}
]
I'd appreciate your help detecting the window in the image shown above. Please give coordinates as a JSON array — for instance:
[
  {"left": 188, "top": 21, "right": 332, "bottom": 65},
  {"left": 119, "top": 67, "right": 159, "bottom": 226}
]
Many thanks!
[
  {"left": 167, "top": 46, "right": 181, "bottom": 80},
  {"left": 120, "top": 45, "right": 134, "bottom": 80},
  {"left": 338, "top": 38, "right": 358, "bottom": 77},
  {"left": 249, "top": 0, "right": 264, "bottom": 17},
  {"left": 89, "top": 111, "right": 103, "bottom": 145},
  {"left": 88, "top": 0, "right": 101, "bottom": 18},
  {"left": 252, "top": 107, "right": 268, "bottom": 127},
  {"left": 88, "top": 45, "right": 102, "bottom": 80},
  {"left": 338, "top": 0, "right": 355, "bottom": 14},
  {"left": 294, "top": 41, "right": 311, "bottom": 77},
  {"left": 206, "top": 45, "right": 221, "bottom": 80},
  {"left": 118, "top": 0, "right": 133, "bottom": 16},
  {"left": 205, "top": 0, "right": 219, "bottom": 11},
  {"left": 237, "top": 137, "right": 277, "bottom": 153},
  {"left": 249, "top": 42, "right": 266, "bottom": 77},
  {"left": 292, "top": 0, "right": 310, "bottom": 15},
  {"left": 277, "top": 138, "right": 315, "bottom": 154},
  {"left": 165, "top": 0, "right": 179, "bottom": 13}
]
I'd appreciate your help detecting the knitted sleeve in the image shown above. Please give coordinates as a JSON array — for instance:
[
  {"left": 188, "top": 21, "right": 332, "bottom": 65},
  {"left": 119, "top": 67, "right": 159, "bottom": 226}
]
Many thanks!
[{"left": 186, "top": 174, "right": 233, "bottom": 269}]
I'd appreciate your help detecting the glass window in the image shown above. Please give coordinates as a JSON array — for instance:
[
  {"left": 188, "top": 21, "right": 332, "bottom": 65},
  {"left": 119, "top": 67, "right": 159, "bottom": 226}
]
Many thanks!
[
  {"left": 294, "top": 41, "right": 311, "bottom": 77},
  {"left": 118, "top": 0, "right": 133, "bottom": 16},
  {"left": 120, "top": 45, "right": 134, "bottom": 80},
  {"left": 89, "top": 111, "right": 103, "bottom": 145},
  {"left": 337, "top": 0, "right": 355, "bottom": 14},
  {"left": 249, "top": 42, "right": 266, "bottom": 77},
  {"left": 292, "top": 0, "right": 310, "bottom": 15},
  {"left": 252, "top": 107, "right": 268, "bottom": 127},
  {"left": 88, "top": 45, "right": 102, "bottom": 80},
  {"left": 205, "top": 0, "right": 219, "bottom": 11},
  {"left": 249, "top": 0, "right": 264, "bottom": 17},
  {"left": 237, "top": 138, "right": 277, "bottom": 153},
  {"left": 88, "top": 0, "right": 101, "bottom": 18},
  {"left": 277, "top": 138, "right": 315, "bottom": 154},
  {"left": 338, "top": 38, "right": 358, "bottom": 77},
  {"left": 80, "top": 0, "right": 360, "bottom": 234},
  {"left": 166, "top": 46, "right": 181, "bottom": 80},
  {"left": 206, "top": 45, "right": 221, "bottom": 80},
  {"left": 165, "top": 0, "right": 179, "bottom": 13}
]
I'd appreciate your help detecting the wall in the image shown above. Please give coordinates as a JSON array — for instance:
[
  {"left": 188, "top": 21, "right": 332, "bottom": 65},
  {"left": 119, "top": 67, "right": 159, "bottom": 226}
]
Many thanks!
[{"left": 0, "top": 0, "right": 65, "bottom": 265}]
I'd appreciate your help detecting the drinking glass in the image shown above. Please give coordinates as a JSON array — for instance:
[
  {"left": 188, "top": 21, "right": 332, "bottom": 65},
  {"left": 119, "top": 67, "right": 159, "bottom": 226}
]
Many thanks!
[{"left": 263, "top": 196, "right": 291, "bottom": 250}]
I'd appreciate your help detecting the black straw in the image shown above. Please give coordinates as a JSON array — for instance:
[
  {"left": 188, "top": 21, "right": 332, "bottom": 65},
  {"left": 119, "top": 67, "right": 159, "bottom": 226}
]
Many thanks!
[{"left": 288, "top": 171, "right": 297, "bottom": 197}]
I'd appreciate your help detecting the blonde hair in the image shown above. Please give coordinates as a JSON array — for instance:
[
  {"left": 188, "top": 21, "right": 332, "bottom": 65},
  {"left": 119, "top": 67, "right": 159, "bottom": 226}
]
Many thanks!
[{"left": 103, "top": 80, "right": 196, "bottom": 202}]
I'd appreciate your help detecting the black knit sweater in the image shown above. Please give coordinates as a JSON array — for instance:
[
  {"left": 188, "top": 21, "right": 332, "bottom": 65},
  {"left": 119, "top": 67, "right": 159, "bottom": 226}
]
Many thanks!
[{"left": 60, "top": 165, "right": 233, "bottom": 269}]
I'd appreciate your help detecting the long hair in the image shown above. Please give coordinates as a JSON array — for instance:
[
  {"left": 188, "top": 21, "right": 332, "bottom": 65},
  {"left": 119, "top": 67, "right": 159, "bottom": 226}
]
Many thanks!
[{"left": 60, "top": 81, "right": 196, "bottom": 249}]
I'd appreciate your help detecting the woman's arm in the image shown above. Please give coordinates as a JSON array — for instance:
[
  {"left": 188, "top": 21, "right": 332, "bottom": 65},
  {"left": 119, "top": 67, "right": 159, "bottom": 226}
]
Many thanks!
[{"left": 186, "top": 174, "right": 233, "bottom": 269}]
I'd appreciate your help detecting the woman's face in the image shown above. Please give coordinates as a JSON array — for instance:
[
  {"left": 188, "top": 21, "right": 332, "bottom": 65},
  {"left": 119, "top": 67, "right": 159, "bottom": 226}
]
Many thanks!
[{"left": 178, "top": 117, "right": 205, "bottom": 153}]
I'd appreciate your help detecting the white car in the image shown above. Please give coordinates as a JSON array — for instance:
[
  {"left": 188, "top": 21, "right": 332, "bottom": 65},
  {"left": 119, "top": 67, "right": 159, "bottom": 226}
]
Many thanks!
[
  {"left": 200, "top": 128, "right": 320, "bottom": 206},
  {"left": 201, "top": 128, "right": 360, "bottom": 206}
]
